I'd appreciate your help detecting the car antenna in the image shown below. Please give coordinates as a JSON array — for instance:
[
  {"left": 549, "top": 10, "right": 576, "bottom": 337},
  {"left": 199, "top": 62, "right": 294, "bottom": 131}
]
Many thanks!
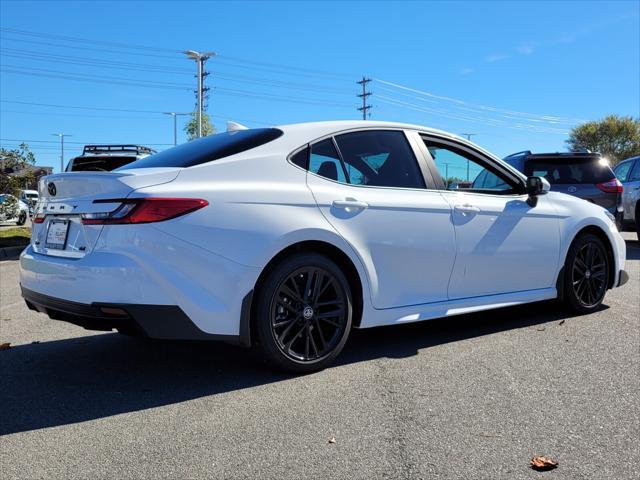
[{"left": 227, "top": 121, "right": 249, "bottom": 132}]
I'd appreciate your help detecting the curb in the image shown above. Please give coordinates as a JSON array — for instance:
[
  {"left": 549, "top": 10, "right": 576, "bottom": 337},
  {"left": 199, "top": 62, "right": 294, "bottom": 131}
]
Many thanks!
[{"left": 0, "top": 245, "right": 26, "bottom": 261}]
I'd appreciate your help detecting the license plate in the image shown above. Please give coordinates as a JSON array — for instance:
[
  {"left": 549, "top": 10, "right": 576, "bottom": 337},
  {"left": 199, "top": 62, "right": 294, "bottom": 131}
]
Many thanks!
[{"left": 45, "top": 219, "right": 70, "bottom": 250}]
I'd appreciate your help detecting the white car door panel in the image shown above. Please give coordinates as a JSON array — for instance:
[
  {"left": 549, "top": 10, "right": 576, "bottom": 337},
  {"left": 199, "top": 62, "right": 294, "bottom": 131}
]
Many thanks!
[
  {"left": 441, "top": 191, "right": 561, "bottom": 299},
  {"left": 307, "top": 174, "right": 456, "bottom": 309}
]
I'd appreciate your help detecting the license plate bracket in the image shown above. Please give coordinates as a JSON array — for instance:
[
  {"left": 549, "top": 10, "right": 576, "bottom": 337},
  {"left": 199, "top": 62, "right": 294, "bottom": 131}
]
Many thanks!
[{"left": 45, "top": 219, "right": 70, "bottom": 250}]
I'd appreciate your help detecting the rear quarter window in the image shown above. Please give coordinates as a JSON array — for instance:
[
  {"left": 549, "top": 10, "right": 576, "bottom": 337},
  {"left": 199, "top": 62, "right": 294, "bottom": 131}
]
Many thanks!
[
  {"left": 118, "top": 128, "right": 283, "bottom": 170},
  {"left": 524, "top": 157, "right": 615, "bottom": 184}
]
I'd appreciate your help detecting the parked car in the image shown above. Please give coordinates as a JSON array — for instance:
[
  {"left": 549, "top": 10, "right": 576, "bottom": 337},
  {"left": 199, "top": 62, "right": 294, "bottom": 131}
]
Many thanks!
[
  {"left": 0, "top": 194, "right": 28, "bottom": 225},
  {"left": 613, "top": 155, "right": 640, "bottom": 239},
  {"left": 502, "top": 151, "right": 623, "bottom": 217},
  {"left": 21, "top": 121, "right": 627, "bottom": 372},
  {"left": 65, "top": 144, "right": 156, "bottom": 172},
  {"left": 19, "top": 189, "right": 39, "bottom": 215}
]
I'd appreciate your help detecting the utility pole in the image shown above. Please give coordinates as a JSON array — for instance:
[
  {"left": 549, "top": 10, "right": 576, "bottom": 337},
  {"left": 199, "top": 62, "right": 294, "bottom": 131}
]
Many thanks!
[
  {"left": 184, "top": 50, "right": 216, "bottom": 138},
  {"left": 357, "top": 76, "right": 372, "bottom": 120},
  {"left": 163, "top": 112, "right": 189, "bottom": 146},
  {"left": 51, "top": 133, "right": 71, "bottom": 172},
  {"left": 441, "top": 162, "right": 451, "bottom": 188},
  {"left": 461, "top": 133, "right": 477, "bottom": 181}
]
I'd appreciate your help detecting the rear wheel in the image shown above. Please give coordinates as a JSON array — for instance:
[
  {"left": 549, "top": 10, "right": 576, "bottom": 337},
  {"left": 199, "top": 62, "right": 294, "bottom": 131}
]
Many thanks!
[
  {"left": 254, "top": 253, "right": 353, "bottom": 373},
  {"left": 563, "top": 233, "right": 609, "bottom": 313},
  {"left": 635, "top": 204, "right": 640, "bottom": 241}
]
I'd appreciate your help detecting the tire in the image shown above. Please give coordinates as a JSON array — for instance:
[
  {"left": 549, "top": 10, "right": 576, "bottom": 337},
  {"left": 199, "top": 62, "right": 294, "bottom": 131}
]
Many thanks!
[
  {"left": 254, "top": 253, "right": 353, "bottom": 373},
  {"left": 636, "top": 206, "right": 640, "bottom": 241},
  {"left": 562, "top": 233, "right": 610, "bottom": 314},
  {"left": 16, "top": 212, "right": 27, "bottom": 226}
]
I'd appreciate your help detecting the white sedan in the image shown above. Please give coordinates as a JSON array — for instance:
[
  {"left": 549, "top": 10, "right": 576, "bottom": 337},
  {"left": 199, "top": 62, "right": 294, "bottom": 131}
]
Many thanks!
[{"left": 20, "top": 121, "right": 628, "bottom": 372}]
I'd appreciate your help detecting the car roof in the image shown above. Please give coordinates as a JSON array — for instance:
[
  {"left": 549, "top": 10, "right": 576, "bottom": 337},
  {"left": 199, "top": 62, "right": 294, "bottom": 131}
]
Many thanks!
[{"left": 275, "top": 120, "right": 465, "bottom": 142}]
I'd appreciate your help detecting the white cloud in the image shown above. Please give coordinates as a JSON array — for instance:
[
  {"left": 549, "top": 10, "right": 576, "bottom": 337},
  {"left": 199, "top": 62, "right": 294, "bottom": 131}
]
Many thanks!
[
  {"left": 516, "top": 43, "right": 536, "bottom": 55},
  {"left": 460, "top": 67, "right": 475, "bottom": 75},
  {"left": 484, "top": 53, "right": 508, "bottom": 63}
]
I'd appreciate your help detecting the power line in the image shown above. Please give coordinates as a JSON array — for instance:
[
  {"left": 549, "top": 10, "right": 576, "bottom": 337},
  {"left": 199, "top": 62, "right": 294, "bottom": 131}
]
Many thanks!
[
  {"left": 0, "top": 26, "right": 180, "bottom": 54},
  {"left": 375, "top": 78, "right": 585, "bottom": 124},
  {"left": 0, "top": 100, "right": 271, "bottom": 125},
  {"left": 356, "top": 77, "right": 373, "bottom": 120}
]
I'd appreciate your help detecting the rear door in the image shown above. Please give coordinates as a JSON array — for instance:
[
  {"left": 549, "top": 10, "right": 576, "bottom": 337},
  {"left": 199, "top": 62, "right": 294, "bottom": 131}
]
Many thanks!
[{"left": 305, "top": 129, "right": 456, "bottom": 309}]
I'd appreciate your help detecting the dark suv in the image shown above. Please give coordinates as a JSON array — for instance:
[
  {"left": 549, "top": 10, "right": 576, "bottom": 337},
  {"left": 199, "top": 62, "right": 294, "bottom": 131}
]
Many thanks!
[
  {"left": 502, "top": 151, "right": 623, "bottom": 216},
  {"left": 66, "top": 145, "right": 156, "bottom": 172}
]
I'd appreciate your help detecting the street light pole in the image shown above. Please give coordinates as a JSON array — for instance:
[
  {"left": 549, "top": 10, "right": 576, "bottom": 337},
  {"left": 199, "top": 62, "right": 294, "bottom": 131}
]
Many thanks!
[
  {"left": 163, "top": 112, "right": 189, "bottom": 146},
  {"left": 51, "top": 133, "right": 71, "bottom": 172},
  {"left": 184, "top": 50, "right": 216, "bottom": 138}
]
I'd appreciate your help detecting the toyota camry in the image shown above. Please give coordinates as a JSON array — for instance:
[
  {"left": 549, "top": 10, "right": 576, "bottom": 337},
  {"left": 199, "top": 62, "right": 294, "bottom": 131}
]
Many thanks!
[{"left": 20, "top": 121, "right": 628, "bottom": 372}]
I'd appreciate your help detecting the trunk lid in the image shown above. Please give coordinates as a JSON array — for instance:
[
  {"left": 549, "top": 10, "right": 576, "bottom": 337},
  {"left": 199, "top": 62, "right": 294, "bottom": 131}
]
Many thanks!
[{"left": 32, "top": 168, "right": 181, "bottom": 258}]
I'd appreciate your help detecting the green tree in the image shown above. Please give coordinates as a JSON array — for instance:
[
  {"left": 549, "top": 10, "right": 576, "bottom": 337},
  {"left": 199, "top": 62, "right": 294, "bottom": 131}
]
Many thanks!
[
  {"left": 0, "top": 143, "right": 37, "bottom": 196},
  {"left": 184, "top": 111, "right": 216, "bottom": 141},
  {"left": 566, "top": 115, "right": 640, "bottom": 165}
]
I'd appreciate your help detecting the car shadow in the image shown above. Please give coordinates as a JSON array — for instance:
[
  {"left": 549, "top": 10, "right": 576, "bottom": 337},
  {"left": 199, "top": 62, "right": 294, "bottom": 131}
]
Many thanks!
[{"left": 0, "top": 300, "right": 604, "bottom": 436}]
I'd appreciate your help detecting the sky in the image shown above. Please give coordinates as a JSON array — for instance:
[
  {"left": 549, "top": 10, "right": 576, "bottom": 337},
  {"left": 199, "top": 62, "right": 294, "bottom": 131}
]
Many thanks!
[{"left": 1, "top": 0, "right": 638, "bottom": 172}]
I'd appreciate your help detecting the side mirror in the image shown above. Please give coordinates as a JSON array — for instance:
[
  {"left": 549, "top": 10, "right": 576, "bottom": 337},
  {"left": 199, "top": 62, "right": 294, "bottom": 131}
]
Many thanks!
[{"left": 526, "top": 176, "right": 550, "bottom": 197}]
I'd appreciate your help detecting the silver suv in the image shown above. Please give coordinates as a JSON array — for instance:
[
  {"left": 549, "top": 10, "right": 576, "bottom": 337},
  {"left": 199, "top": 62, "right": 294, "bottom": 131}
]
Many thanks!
[{"left": 613, "top": 155, "right": 640, "bottom": 239}]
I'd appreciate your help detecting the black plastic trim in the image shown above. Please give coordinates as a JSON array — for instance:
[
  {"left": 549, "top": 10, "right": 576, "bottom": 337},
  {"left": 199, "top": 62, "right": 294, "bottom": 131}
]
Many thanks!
[
  {"left": 21, "top": 286, "right": 240, "bottom": 344},
  {"left": 239, "top": 290, "right": 253, "bottom": 348},
  {"left": 617, "top": 270, "right": 629, "bottom": 287}
]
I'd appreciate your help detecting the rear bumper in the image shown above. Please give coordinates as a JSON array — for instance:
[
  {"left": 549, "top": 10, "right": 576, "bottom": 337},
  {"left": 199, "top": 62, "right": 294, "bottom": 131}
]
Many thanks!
[{"left": 21, "top": 286, "right": 240, "bottom": 343}]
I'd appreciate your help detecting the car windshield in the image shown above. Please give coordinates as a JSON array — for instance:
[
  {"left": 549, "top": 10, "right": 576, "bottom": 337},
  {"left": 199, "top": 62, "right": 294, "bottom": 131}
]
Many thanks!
[
  {"left": 117, "top": 128, "right": 284, "bottom": 170},
  {"left": 524, "top": 157, "right": 615, "bottom": 184}
]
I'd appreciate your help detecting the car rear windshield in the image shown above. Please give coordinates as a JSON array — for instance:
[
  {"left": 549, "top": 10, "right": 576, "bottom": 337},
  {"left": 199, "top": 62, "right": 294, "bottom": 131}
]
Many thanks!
[
  {"left": 524, "top": 157, "right": 615, "bottom": 184},
  {"left": 118, "top": 128, "right": 284, "bottom": 170},
  {"left": 70, "top": 156, "right": 137, "bottom": 172}
]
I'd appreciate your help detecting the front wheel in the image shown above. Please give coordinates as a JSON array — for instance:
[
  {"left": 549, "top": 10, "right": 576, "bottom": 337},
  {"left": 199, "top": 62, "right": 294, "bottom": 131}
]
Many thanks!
[
  {"left": 563, "top": 233, "right": 609, "bottom": 313},
  {"left": 16, "top": 211, "right": 27, "bottom": 226},
  {"left": 254, "top": 253, "right": 353, "bottom": 373}
]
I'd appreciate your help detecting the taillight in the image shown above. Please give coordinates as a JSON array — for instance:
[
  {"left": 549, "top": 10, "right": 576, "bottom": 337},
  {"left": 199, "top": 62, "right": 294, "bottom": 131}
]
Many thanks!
[
  {"left": 595, "top": 178, "right": 623, "bottom": 194},
  {"left": 81, "top": 198, "right": 208, "bottom": 225},
  {"left": 33, "top": 213, "right": 46, "bottom": 224}
]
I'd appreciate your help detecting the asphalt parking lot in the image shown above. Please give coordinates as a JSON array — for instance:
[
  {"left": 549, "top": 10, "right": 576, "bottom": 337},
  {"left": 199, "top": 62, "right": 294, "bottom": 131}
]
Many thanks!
[{"left": 1, "top": 233, "right": 638, "bottom": 479}]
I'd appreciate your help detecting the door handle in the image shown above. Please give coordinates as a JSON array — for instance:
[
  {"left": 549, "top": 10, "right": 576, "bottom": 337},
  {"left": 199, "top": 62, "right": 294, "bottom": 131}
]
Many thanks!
[
  {"left": 454, "top": 204, "right": 480, "bottom": 214},
  {"left": 332, "top": 199, "right": 369, "bottom": 210}
]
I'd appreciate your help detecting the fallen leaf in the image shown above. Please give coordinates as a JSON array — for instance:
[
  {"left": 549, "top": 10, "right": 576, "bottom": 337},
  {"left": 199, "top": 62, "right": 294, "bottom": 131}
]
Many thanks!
[
  {"left": 559, "top": 320, "right": 565, "bottom": 326},
  {"left": 0, "top": 342, "right": 11, "bottom": 351},
  {"left": 328, "top": 437, "right": 336, "bottom": 444},
  {"left": 531, "top": 456, "right": 558, "bottom": 471}
]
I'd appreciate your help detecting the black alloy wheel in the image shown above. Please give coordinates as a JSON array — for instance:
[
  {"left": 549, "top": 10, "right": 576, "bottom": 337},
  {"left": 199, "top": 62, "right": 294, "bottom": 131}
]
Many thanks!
[
  {"left": 255, "top": 253, "right": 352, "bottom": 372},
  {"left": 564, "top": 234, "right": 609, "bottom": 313}
]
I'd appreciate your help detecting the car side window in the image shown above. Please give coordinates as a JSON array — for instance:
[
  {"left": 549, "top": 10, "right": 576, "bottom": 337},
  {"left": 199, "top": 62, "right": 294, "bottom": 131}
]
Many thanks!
[
  {"left": 628, "top": 160, "right": 640, "bottom": 182},
  {"left": 613, "top": 161, "right": 632, "bottom": 182},
  {"left": 423, "top": 140, "right": 516, "bottom": 193},
  {"left": 309, "top": 139, "right": 347, "bottom": 183},
  {"left": 334, "top": 130, "right": 425, "bottom": 189}
]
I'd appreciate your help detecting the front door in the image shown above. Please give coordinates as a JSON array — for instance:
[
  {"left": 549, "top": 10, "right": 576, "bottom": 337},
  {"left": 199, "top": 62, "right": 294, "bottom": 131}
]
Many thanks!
[{"left": 422, "top": 136, "right": 561, "bottom": 299}]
